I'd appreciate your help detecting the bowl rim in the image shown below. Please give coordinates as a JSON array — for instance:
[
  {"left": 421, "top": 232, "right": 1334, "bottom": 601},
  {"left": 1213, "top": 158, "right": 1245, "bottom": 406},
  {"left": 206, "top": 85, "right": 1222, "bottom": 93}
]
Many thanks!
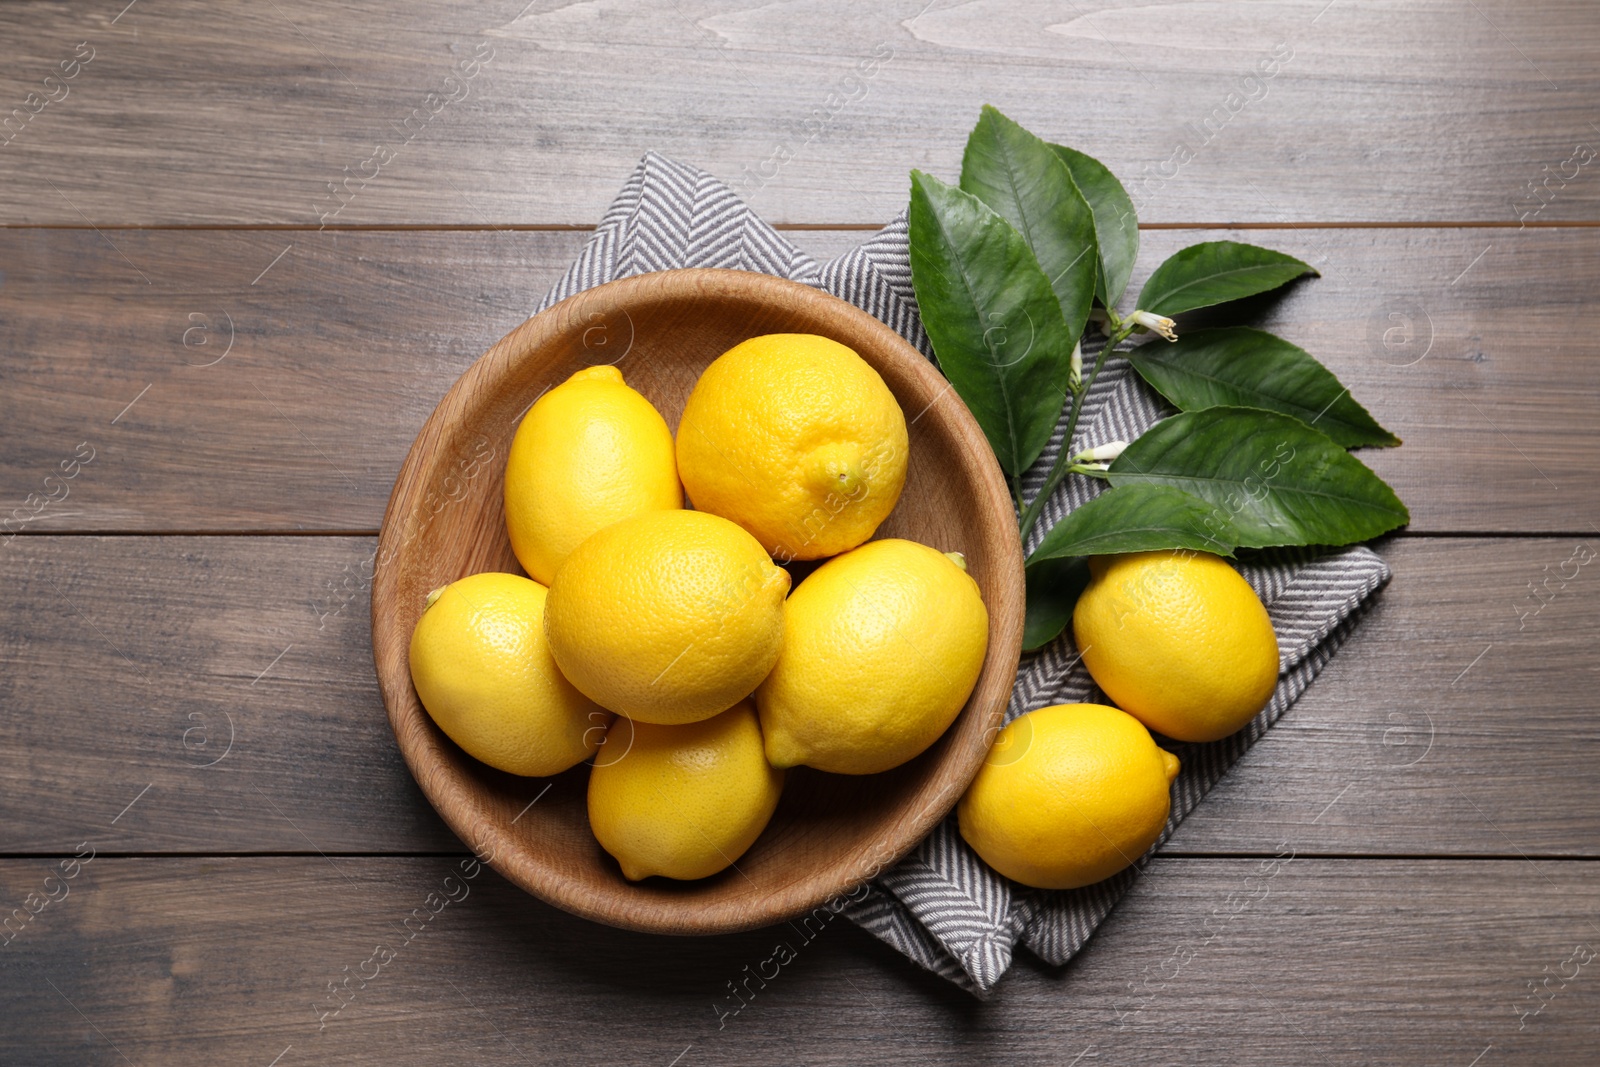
[{"left": 371, "top": 267, "right": 1024, "bottom": 935}]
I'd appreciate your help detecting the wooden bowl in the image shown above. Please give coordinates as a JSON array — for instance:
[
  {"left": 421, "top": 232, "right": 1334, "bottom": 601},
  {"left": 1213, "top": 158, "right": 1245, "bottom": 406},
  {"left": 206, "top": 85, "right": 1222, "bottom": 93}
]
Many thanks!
[{"left": 371, "top": 268, "right": 1024, "bottom": 935}]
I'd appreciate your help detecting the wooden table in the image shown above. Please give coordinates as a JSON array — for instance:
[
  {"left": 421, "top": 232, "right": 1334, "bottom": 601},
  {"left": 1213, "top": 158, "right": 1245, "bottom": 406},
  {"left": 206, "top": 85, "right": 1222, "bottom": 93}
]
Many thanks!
[{"left": 3, "top": 2, "right": 1597, "bottom": 1063}]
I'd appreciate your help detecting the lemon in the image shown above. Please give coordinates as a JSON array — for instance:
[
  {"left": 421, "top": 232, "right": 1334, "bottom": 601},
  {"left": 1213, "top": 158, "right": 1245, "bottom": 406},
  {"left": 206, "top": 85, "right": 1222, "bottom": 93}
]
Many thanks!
[
  {"left": 675, "top": 333, "right": 909, "bottom": 562},
  {"left": 503, "top": 365, "right": 681, "bottom": 585},
  {"left": 757, "top": 538, "right": 988, "bottom": 775},
  {"left": 544, "top": 509, "right": 790, "bottom": 725},
  {"left": 587, "top": 699, "right": 783, "bottom": 881},
  {"left": 958, "top": 703, "right": 1180, "bottom": 889},
  {"left": 408, "top": 572, "right": 608, "bottom": 777},
  {"left": 1073, "top": 550, "right": 1279, "bottom": 743}
]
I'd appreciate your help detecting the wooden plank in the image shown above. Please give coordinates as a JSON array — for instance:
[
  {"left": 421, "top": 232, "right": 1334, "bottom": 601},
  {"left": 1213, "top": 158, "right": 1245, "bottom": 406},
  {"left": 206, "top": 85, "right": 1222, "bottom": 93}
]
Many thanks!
[
  {"left": 1, "top": 1, "right": 1597, "bottom": 226},
  {"left": 0, "top": 534, "right": 461, "bottom": 854},
  {"left": 1, "top": 226, "right": 1596, "bottom": 534},
  {"left": 0, "top": 228, "right": 588, "bottom": 533},
  {"left": 1, "top": 855, "right": 1595, "bottom": 1063},
  {"left": 3, "top": 534, "right": 1597, "bottom": 857}
]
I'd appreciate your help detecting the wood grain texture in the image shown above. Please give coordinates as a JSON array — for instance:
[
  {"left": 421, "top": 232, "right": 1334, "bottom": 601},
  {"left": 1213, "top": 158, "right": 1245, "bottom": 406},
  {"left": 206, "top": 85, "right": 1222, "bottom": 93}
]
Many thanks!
[
  {"left": 371, "top": 268, "right": 1024, "bottom": 933},
  {"left": 0, "top": 533, "right": 461, "bottom": 854},
  {"left": 0, "top": 227, "right": 589, "bottom": 533},
  {"left": 1, "top": 226, "right": 1596, "bottom": 534},
  {"left": 2, "top": 856, "right": 1596, "bottom": 1064},
  {"left": 3, "top": 535, "right": 1596, "bottom": 857},
  {"left": 1, "top": 1, "right": 1595, "bottom": 1055},
  {"left": 1, "top": 1, "right": 1598, "bottom": 225}
]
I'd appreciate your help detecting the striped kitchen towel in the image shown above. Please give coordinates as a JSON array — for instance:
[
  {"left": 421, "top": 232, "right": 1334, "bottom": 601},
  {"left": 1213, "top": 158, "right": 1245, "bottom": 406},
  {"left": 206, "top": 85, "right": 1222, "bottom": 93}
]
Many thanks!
[{"left": 536, "top": 152, "right": 1391, "bottom": 995}]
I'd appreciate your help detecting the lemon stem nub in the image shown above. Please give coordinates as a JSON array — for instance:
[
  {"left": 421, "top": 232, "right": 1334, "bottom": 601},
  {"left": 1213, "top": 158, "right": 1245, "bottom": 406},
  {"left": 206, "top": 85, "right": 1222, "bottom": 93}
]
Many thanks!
[
  {"left": 423, "top": 586, "right": 446, "bottom": 611},
  {"left": 826, "top": 462, "right": 863, "bottom": 498},
  {"left": 943, "top": 551, "right": 968, "bottom": 572},
  {"left": 808, "top": 441, "right": 867, "bottom": 501}
]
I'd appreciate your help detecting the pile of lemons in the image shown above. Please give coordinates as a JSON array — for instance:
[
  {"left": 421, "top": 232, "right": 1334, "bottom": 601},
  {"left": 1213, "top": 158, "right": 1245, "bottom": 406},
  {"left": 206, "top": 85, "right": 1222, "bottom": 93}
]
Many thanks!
[
  {"left": 959, "top": 552, "right": 1280, "bottom": 889},
  {"left": 409, "top": 334, "right": 989, "bottom": 882}
]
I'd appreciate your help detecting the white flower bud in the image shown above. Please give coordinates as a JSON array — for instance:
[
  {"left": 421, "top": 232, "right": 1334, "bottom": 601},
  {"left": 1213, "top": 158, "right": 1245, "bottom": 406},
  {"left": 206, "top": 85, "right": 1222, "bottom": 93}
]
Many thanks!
[
  {"left": 1071, "top": 440, "right": 1128, "bottom": 465},
  {"left": 1068, "top": 341, "right": 1083, "bottom": 389},
  {"left": 1130, "top": 310, "right": 1178, "bottom": 342}
]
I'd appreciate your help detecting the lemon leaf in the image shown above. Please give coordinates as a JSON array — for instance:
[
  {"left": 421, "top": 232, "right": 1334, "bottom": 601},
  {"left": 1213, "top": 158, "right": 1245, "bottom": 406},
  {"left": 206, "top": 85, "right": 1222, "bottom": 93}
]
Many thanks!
[
  {"left": 1022, "top": 555, "right": 1089, "bottom": 651},
  {"left": 960, "top": 106, "right": 1098, "bottom": 342},
  {"left": 1108, "top": 407, "right": 1409, "bottom": 548},
  {"left": 1137, "top": 241, "right": 1317, "bottom": 319},
  {"left": 909, "top": 169, "right": 1074, "bottom": 477},
  {"left": 1027, "top": 483, "right": 1239, "bottom": 563},
  {"left": 1126, "top": 327, "right": 1400, "bottom": 448},
  {"left": 1047, "top": 142, "right": 1139, "bottom": 307}
]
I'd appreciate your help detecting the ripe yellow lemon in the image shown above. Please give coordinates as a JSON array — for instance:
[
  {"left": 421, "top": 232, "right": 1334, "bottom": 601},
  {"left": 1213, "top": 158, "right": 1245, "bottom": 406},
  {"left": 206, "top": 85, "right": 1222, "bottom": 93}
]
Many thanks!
[
  {"left": 587, "top": 699, "right": 783, "bottom": 881},
  {"left": 958, "top": 703, "right": 1180, "bottom": 889},
  {"left": 757, "top": 538, "right": 988, "bottom": 775},
  {"left": 544, "top": 509, "right": 790, "bottom": 725},
  {"left": 503, "top": 365, "right": 681, "bottom": 584},
  {"left": 1072, "top": 550, "right": 1279, "bottom": 743},
  {"left": 408, "top": 572, "right": 608, "bottom": 777},
  {"left": 675, "top": 333, "right": 908, "bottom": 562}
]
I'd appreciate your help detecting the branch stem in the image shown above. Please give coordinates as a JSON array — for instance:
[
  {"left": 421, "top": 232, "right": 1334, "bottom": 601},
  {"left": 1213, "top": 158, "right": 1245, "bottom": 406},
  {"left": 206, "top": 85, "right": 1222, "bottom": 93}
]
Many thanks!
[{"left": 1017, "top": 320, "right": 1137, "bottom": 544}]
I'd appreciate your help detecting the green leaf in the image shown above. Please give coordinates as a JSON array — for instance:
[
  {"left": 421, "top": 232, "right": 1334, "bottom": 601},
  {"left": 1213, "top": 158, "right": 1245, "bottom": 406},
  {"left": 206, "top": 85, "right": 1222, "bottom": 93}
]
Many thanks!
[
  {"left": 1136, "top": 241, "right": 1318, "bottom": 319},
  {"left": 908, "top": 169, "right": 1073, "bottom": 477},
  {"left": 1108, "top": 407, "right": 1409, "bottom": 548},
  {"left": 1127, "top": 327, "right": 1400, "bottom": 449},
  {"left": 1048, "top": 142, "right": 1139, "bottom": 307},
  {"left": 1022, "top": 555, "right": 1088, "bottom": 651},
  {"left": 959, "top": 106, "right": 1097, "bottom": 340},
  {"left": 1027, "top": 483, "right": 1238, "bottom": 562}
]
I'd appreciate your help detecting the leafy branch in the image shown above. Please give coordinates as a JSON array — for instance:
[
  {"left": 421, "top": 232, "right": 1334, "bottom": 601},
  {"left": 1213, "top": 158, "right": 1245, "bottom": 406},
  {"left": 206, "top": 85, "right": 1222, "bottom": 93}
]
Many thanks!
[{"left": 908, "top": 106, "right": 1410, "bottom": 650}]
